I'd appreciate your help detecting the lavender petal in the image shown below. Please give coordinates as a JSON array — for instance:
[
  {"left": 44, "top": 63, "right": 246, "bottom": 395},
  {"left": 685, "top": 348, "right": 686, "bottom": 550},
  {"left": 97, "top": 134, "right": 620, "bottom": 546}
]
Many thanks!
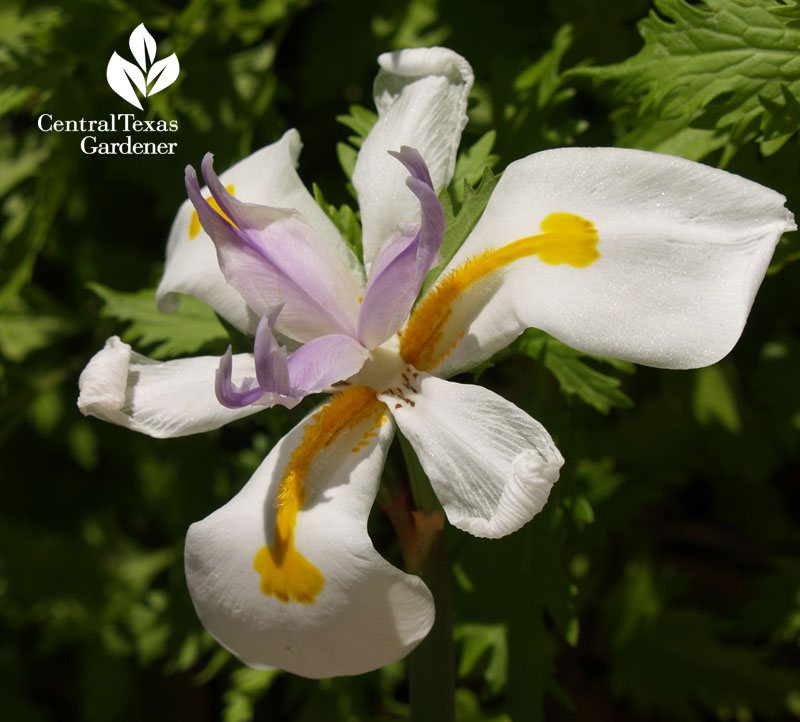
[
  {"left": 215, "top": 346, "right": 269, "bottom": 409},
  {"left": 185, "top": 157, "right": 360, "bottom": 343},
  {"left": 253, "top": 307, "right": 291, "bottom": 394},
  {"left": 356, "top": 147, "right": 445, "bottom": 349},
  {"left": 287, "top": 334, "right": 369, "bottom": 393},
  {"left": 387, "top": 146, "right": 434, "bottom": 188}
]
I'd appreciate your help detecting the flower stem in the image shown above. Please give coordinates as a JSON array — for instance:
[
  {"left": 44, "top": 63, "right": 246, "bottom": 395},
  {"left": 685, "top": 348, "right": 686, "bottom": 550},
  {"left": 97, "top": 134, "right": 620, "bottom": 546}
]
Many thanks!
[
  {"left": 408, "top": 526, "right": 454, "bottom": 722},
  {"left": 398, "top": 432, "right": 440, "bottom": 515},
  {"left": 388, "top": 434, "right": 455, "bottom": 720}
]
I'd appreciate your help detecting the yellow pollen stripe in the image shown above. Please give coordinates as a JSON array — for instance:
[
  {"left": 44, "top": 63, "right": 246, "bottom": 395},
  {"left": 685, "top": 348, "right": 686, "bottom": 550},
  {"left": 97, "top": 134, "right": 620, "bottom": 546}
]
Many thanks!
[
  {"left": 188, "top": 184, "right": 236, "bottom": 239},
  {"left": 351, "top": 414, "right": 388, "bottom": 453},
  {"left": 253, "top": 386, "right": 383, "bottom": 604},
  {"left": 400, "top": 212, "right": 599, "bottom": 370}
]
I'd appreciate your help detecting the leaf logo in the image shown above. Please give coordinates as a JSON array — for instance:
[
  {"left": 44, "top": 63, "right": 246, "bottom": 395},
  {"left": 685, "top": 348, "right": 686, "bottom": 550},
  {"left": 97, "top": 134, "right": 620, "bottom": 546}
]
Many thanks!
[{"left": 106, "top": 24, "right": 179, "bottom": 110}]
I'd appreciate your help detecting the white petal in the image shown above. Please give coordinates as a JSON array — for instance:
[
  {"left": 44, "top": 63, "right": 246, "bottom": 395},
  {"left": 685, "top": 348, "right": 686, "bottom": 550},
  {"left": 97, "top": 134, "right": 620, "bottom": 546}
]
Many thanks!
[
  {"left": 379, "top": 374, "right": 563, "bottom": 539},
  {"left": 414, "top": 148, "right": 795, "bottom": 376},
  {"left": 77, "top": 336, "right": 260, "bottom": 438},
  {"left": 157, "top": 129, "right": 360, "bottom": 333},
  {"left": 354, "top": 47, "right": 473, "bottom": 266},
  {"left": 185, "top": 389, "right": 434, "bottom": 678}
]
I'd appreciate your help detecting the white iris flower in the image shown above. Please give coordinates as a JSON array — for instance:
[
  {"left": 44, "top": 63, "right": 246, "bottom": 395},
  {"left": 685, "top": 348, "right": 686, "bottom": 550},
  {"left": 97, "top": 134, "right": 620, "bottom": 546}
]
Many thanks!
[{"left": 78, "top": 48, "right": 794, "bottom": 679}]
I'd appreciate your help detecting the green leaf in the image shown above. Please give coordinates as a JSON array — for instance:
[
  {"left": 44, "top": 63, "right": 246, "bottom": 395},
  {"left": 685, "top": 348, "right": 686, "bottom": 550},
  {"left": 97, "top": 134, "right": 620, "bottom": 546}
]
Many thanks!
[
  {"left": 610, "top": 561, "right": 664, "bottom": 647},
  {"left": 335, "top": 104, "right": 377, "bottom": 148},
  {"left": 515, "top": 329, "right": 633, "bottom": 414},
  {"left": 572, "top": 0, "right": 800, "bottom": 161},
  {"left": 768, "top": 0, "right": 800, "bottom": 26},
  {"left": 611, "top": 609, "right": 800, "bottom": 721},
  {"left": 312, "top": 182, "right": 364, "bottom": 268},
  {"left": 455, "top": 623, "right": 508, "bottom": 696},
  {"left": 420, "top": 167, "right": 500, "bottom": 296},
  {"left": 507, "top": 23, "right": 586, "bottom": 148},
  {"left": 450, "top": 131, "right": 499, "bottom": 204},
  {"left": 128, "top": 591, "right": 172, "bottom": 665},
  {"left": 733, "top": 563, "right": 800, "bottom": 644},
  {"left": 115, "top": 548, "right": 178, "bottom": 595},
  {"left": 514, "top": 24, "right": 573, "bottom": 97},
  {"left": 88, "top": 284, "right": 227, "bottom": 359},
  {"left": 0, "top": 3, "right": 64, "bottom": 68},
  {"left": 0, "top": 135, "right": 52, "bottom": 198},
  {"left": 336, "top": 141, "right": 358, "bottom": 181},
  {"left": 0, "top": 149, "right": 71, "bottom": 311},
  {"left": 692, "top": 363, "right": 742, "bottom": 434},
  {"left": 574, "top": 457, "right": 625, "bottom": 502},
  {"left": 372, "top": 0, "right": 450, "bottom": 47},
  {"left": 513, "top": 23, "right": 575, "bottom": 116},
  {"left": 454, "top": 688, "right": 511, "bottom": 722},
  {"left": 169, "top": 632, "right": 204, "bottom": 673},
  {"left": 222, "top": 668, "right": 281, "bottom": 722},
  {"left": 614, "top": 114, "right": 727, "bottom": 160},
  {"left": 193, "top": 648, "right": 232, "bottom": 686},
  {"left": 0, "top": 309, "right": 79, "bottom": 361},
  {"left": 335, "top": 105, "right": 377, "bottom": 184},
  {"left": 572, "top": 496, "right": 595, "bottom": 527}
]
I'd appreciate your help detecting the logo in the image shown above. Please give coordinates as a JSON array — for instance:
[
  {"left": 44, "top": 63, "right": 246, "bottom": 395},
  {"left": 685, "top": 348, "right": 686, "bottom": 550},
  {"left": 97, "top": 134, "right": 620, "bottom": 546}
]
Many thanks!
[
  {"left": 107, "top": 23, "right": 180, "bottom": 110},
  {"left": 37, "top": 23, "right": 181, "bottom": 155}
]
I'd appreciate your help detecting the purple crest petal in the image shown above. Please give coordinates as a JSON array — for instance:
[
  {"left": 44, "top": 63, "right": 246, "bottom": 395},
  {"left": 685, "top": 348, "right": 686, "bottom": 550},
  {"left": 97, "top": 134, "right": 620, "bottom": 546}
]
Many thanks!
[
  {"left": 355, "top": 147, "right": 445, "bottom": 349},
  {"left": 365, "top": 224, "right": 418, "bottom": 281},
  {"left": 215, "top": 346, "right": 270, "bottom": 409},
  {"left": 215, "top": 309, "right": 299, "bottom": 410},
  {"left": 253, "top": 306, "right": 291, "bottom": 394},
  {"left": 185, "top": 156, "right": 359, "bottom": 343},
  {"left": 215, "top": 309, "right": 368, "bottom": 411},
  {"left": 387, "top": 145, "right": 434, "bottom": 188},
  {"left": 287, "top": 334, "right": 369, "bottom": 394}
]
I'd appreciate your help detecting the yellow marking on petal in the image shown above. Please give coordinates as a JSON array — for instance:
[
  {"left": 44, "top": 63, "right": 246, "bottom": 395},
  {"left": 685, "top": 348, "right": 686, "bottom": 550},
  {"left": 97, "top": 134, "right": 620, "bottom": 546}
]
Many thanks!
[
  {"left": 188, "top": 184, "right": 236, "bottom": 239},
  {"left": 254, "top": 386, "right": 383, "bottom": 604},
  {"left": 400, "top": 212, "right": 599, "bottom": 370},
  {"left": 349, "top": 411, "right": 386, "bottom": 454},
  {"left": 428, "top": 330, "right": 465, "bottom": 371}
]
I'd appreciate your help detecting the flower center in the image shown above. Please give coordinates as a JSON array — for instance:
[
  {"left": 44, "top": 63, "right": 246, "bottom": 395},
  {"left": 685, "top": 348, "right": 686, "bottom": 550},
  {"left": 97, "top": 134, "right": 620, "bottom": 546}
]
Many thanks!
[
  {"left": 380, "top": 365, "right": 421, "bottom": 410},
  {"left": 346, "top": 335, "right": 407, "bottom": 391}
]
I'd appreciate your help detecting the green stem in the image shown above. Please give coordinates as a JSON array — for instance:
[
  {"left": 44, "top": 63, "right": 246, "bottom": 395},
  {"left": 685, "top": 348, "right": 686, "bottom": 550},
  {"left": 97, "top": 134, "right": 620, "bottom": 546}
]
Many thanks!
[
  {"left": 408, "top": 527, "right": 454, "bottom": 722},
  {"left": 397, "top": 432, "right": 440, "bottom": 515},
  {"left": 389, "top": 433, "right": 455, "bottom": 720}
]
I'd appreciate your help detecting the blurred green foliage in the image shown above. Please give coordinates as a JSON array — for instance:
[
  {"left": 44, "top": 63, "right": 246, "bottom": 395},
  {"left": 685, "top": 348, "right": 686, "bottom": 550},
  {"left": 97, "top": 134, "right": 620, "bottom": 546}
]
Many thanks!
[{"left": 1, "top": 0, "right": 799, "bottom": 720}]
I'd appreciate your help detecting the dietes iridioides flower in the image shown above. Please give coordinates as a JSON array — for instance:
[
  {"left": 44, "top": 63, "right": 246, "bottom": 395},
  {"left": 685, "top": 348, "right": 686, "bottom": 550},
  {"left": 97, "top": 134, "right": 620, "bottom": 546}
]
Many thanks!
[{"left": 79, "top": 47, "right": 795, "bottom": 678}]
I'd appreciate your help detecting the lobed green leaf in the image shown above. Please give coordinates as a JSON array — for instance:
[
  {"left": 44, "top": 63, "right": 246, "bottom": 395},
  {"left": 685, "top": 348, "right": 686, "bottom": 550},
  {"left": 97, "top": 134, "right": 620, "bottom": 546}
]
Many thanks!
[
  {"left": 515, "top": 329, "right": 634, "bottom": 414},
  {"left": 88, "top": 284, "right": 227, "bottom": 359},
  {"left": 335, "top": 104, "right": 378, "bottom": 149},
  {"left": 572, "top": 0, "right": 800, "bottom": 162}
]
